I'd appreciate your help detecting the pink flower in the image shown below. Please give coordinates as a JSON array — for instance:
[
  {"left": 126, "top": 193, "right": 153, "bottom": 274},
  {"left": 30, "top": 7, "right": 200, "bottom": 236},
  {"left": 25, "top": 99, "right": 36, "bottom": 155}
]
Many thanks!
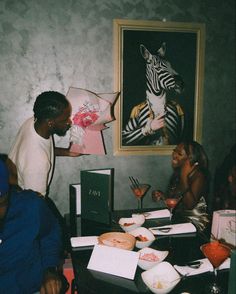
[{"left": 73, "top": 111, "right": 99, "bottom": 128}]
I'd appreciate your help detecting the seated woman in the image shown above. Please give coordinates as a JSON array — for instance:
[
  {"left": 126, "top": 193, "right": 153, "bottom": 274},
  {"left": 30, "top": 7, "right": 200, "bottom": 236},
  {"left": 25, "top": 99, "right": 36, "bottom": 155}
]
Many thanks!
[
  {"left": 154, "top": 141, "right": 210, "bottom": 231},
  {"left": 213, "top": 144, "right": 236, "bottom": 210}
]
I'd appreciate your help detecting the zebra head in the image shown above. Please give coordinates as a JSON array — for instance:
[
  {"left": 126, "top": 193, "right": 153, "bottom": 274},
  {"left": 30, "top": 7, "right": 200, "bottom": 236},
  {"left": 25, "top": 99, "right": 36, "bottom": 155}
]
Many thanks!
[{"left": 140, "top": 43, "right": 184, "bottom": 96}]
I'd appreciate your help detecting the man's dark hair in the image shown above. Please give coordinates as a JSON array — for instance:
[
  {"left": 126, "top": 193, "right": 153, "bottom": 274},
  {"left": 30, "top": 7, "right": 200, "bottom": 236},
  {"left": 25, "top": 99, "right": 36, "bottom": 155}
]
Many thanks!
[{"left": 33, "top": 91, "right": 69, "bottom": 121}]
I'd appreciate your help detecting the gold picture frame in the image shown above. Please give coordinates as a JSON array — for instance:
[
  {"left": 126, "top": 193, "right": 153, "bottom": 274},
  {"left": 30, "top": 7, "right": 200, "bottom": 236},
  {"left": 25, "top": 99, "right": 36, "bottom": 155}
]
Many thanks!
[{"left": 113, "top": 19, "right": 205, "bottom": 155}]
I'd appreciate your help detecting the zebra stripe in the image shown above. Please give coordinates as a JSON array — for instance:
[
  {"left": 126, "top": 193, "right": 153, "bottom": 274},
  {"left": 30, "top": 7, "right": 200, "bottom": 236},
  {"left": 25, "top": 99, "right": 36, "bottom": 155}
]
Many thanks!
[
  {"left": 122, "top": 44, "right": 184, "bottom": 146},
  {"left": 122, "top": 101, "right": 184, "bottom": 145}
]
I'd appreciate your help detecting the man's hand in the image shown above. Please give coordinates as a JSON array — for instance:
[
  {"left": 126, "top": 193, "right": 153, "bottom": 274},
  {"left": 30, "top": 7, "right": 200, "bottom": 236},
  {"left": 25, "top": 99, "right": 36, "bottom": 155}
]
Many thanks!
[{"left": 40, "top": 270, "right": 62, "bottom": 294}]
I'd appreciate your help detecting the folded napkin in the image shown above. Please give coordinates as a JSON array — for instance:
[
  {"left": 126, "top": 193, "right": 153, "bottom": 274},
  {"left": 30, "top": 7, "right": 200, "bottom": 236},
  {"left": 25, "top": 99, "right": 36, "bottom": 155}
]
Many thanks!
[
  {"left": 149, "top": 222, "right": 196, "bottom": 235},
  {"left": 218, "top": 257, "right": 231, "bottom": 270},
  {"left": 70, "top": 236, "right": 98, "bottom": 248},
  {"left": 174, "top": 258, "right": 212, "bottom": 276},
  {"left": 174, "top": 257, "right": 230, "bottom": 276},
  {"left": 144, "top": 209, "right": 171, "bottom": 219}
]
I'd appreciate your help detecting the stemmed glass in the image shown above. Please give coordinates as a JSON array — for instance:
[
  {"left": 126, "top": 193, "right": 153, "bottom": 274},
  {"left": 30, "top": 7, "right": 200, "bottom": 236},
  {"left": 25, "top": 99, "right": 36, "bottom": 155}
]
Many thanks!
[
  {"left": 200, "top": 241, "right": 231, "bottom": 294},
  {"left": 163, "top": 195, "right": 181, "bottom": 221},
  {"left": 130, "top": 184, "right": 150, "bottom": 210},
  {"left": 129, "top": 177, "right": 150, "bottom": 210}
]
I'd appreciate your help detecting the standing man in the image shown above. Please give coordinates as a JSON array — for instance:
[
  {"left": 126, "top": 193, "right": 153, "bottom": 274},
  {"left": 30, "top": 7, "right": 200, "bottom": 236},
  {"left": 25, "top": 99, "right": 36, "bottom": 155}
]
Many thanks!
[
  {"left": 0, "top": 159, "right": 68, "bottom": 294},
  {"left": 7, "top": 91, "right": 81, "bottom": 251},
  {"left": 7, "top": 91, "right": 80, "bottom": 195}
]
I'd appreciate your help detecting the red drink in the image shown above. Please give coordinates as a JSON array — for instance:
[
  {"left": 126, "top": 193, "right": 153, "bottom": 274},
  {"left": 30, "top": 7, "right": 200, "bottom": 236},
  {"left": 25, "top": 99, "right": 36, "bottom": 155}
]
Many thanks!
[
  {"left": 201, "top": 241, "right": 230, "bottom": 268},
  {"left": 133, "top": 188, "right": 144, "bottom": 199},
  {"left": 132, "top": 185, "right": 150, "bottom": 199},
  {"left": 165, "top": 198, "right": 179, "bottom": 209},
  {"left": 200, "top": 241, "right": 231, "bottom": 293},
  {"left": 130, "top": 184, "right": 150, "bottom": 209}
]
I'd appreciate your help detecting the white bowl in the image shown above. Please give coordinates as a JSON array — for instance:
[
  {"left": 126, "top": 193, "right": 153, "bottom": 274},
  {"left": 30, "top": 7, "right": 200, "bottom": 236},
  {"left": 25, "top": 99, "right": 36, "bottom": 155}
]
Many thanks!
[
  {"left": 119, "top": 214, "right": 145, "bottom": 232},
  {"left": 141, "top": 261, "right": 181, "bottom": 294},
  {"left": 129, "top": 227, "right": 155, "bottom": 249},
  {"left": 138, "top": 247, "right": 169, "bottom": 270}
]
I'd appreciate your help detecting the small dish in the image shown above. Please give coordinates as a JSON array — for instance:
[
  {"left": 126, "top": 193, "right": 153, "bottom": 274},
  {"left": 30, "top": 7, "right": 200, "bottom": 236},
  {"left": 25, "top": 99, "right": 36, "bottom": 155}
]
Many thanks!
[
  {"left": 138, "top": 247, "right": 169, "bottom": 270},
  {"left": 141, "top": 261, "right": 181, "bottom": 294},
  {"left": 119, "top": 214, "right": 145, "bottom": 232},
  {"left": 129, "top": 227, "right": 155, "bottom": 249},
  {"left": 98, "top": 232, "right": 136, "bottom": 251}
]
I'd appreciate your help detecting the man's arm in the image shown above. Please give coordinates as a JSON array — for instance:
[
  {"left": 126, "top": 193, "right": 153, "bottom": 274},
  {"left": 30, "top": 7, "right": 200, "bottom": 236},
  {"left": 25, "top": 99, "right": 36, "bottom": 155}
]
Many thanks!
[
  {"left": 55, "top": 143, "right": 82, "bottom": 157},
  {"left": 37, "top": 198, "right": 64, "bottom": 294}
]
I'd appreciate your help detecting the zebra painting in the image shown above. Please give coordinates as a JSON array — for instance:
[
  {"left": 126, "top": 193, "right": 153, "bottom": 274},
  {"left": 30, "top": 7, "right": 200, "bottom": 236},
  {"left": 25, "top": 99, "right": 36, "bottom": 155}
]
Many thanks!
[{"left": 122, "top": 43, "right": 185, "bottom": 146}]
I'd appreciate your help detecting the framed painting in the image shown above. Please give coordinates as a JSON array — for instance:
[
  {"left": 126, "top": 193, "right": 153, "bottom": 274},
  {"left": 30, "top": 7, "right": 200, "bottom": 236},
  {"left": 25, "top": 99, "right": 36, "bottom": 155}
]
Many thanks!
[{"left": 113, "top": 19, "right": 205, "bottom": 155}]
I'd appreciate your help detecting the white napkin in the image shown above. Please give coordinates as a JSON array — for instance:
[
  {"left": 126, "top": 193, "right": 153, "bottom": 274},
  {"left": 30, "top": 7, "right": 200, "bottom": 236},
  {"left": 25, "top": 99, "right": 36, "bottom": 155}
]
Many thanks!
[
  {"left": 218, "top": 257, "right": 231, "bottom": 270},
  {"left": 144, "top": 209, "right": 171, "bottom": 219},
  {"left": 70, "top": 236, "right": 98, "bottom": 248},
  {"left": 149, "top": 223, "right": 197, "bottom": 235},
  {"left": 174, "top": 257, "right": 230, "bottom": 276}
]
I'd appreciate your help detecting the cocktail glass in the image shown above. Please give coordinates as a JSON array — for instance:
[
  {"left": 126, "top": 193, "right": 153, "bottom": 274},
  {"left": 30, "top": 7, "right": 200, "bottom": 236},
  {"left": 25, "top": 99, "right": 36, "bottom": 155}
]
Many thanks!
[
  {"left": 200, "top": 241, "right": 231, "bottom": 294},
  {"left": 164, "top": 197, "right": 181, "bottom": 221},
  {"left": 131, "top": 184, "right": 150, "bottom": 210}
]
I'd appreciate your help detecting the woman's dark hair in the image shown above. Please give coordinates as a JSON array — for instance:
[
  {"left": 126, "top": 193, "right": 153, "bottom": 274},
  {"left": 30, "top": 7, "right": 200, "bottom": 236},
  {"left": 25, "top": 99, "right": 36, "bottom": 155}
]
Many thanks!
[
  {"left": 167, "top": 140, "right": 209, "bottom": 197},
  {"left": 182, "top": 140, "right": 208, "bottom": 171},
  {"left": 33, "top": 91, "right": 69, "bottom": 121}
]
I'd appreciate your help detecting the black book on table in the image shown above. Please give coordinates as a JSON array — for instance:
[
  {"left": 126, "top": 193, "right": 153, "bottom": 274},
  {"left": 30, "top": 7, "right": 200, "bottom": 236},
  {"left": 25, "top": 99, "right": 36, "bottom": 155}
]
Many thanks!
[
  {"left": 81, "top": 168, "right": 114, "bottom": 225},
  {"left": 69, "top": 183, "right": 81, "bottom": 236}
]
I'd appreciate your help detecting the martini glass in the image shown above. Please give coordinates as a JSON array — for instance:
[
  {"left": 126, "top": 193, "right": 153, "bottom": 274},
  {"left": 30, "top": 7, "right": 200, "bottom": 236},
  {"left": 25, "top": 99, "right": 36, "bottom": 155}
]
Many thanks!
[
  {"left": 131, "top": 184, "right": 150, "bottom": 210},
  {"left": 200, "top": 241, "right": 231, "bottom": 294},
  {"left": 164, "top": 196, "right": 181, "bottom": 221}
]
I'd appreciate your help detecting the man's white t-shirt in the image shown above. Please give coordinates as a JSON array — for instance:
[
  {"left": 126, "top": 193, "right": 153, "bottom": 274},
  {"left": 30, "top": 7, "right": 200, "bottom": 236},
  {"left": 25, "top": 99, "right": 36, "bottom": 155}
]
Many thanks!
[{"left": 8, "top": 117, "right": 55, "bottom": 196}]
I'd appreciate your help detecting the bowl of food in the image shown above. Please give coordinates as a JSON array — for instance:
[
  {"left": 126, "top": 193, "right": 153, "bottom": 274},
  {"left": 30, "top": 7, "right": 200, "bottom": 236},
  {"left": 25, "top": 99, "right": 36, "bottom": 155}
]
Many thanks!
[
  {"left": 138, "top": 247, "right": 169, "bottom": 270},
  {"left": 98, "top": 232, "right": 136, "bottom": 251},
  {"left": 119, "top": 214, "right": 145, "bottom": 232},
  {"left": 129, "top": 227, "right": 155, "bottom": 249},
  {"left": 141, "top": 261, "right": 181, "bottom": 294}
]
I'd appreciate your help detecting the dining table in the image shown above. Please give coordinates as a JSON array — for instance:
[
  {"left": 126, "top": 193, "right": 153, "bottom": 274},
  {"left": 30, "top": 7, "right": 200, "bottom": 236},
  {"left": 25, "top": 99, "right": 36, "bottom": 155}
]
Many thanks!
[{"left": 70, "top": 209, "right": 230, "bottom": 294}]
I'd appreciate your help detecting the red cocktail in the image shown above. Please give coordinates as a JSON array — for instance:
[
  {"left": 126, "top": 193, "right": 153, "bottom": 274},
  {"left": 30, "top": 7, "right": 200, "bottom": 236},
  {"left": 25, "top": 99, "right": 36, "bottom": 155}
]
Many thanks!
[
  {"left": 164, "top": 197, "right": 181, "bottom": 220},
  {"left": 201, "top": 241, "right": 231, "bottom": 293},
  {"left": 131, "top": 184, "right": 150, "bottom": 209},
  {"left": 165, "top": 198, "right": 179, "bottom": 210}
]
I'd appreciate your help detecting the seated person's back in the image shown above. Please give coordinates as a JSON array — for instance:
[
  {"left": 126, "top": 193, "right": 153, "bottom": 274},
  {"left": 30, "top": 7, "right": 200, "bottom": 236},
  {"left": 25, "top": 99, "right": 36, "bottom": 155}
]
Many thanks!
[
  {"left": 0, "top": 159, "right": 67, "bottom": 294},
  {"left": 213, "top": 144, "right": 236, "bottom": 210}
]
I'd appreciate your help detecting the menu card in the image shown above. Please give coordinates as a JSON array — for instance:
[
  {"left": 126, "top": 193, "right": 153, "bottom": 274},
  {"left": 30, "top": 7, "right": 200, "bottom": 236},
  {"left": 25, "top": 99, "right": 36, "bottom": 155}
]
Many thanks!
[
  {"left": 81, "top": 168, "right": 114, "bottom": 225},
  {"left": 87, "top": 244, "right": 139, "bottom": 280}
]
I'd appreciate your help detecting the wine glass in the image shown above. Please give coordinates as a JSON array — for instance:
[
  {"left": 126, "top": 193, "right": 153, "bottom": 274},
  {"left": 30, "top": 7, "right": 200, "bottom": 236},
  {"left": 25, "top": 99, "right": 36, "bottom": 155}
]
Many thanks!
[
  {"left": 200, "top": 241, "right": 231, "bottom": 294},
  {"left": 131, "top": 184, "right": 150, "bottom": 210}
]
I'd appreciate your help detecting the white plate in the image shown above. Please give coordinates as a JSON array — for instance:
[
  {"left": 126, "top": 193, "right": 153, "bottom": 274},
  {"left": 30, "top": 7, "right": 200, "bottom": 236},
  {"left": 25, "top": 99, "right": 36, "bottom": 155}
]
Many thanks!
[
  {"left": 141, "top": 261, "right": 181, "bottom": 294},
  {"left": 138, "top": 247, "right": 169, "bottom": 270}
]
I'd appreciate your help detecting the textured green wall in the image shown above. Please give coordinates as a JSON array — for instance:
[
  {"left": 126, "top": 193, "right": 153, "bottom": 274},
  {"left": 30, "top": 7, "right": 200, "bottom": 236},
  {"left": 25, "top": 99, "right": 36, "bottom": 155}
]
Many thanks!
[{"left": 0, "top": 0, "right": 235, "bottom": 214}]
